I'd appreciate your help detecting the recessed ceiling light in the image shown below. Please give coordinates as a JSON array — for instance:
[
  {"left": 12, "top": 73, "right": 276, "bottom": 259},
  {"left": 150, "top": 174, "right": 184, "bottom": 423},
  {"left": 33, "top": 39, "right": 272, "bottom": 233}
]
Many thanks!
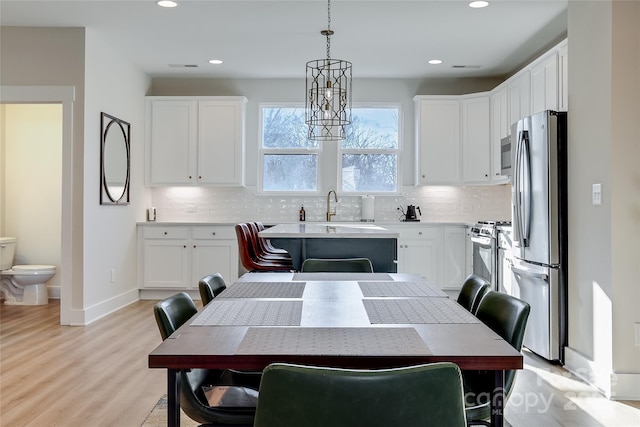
[
  {"left": 469, "top": 1, "right": 489, "bottom": 8},
  {"left": 208, "top": 59, "right": 224, "bottom": 65},
  {"left": 428, "top": 59, "right": 443, "bottom": 65},
  {"left": 156, "top": 1, "right": 178, "bottom": 8}
]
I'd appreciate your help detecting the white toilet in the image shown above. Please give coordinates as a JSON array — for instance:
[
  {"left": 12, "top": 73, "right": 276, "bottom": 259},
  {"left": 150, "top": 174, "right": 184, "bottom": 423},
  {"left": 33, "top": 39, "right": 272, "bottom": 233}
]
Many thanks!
[{"left": 0, "top": 237, "right": 56, "bottom": 305}]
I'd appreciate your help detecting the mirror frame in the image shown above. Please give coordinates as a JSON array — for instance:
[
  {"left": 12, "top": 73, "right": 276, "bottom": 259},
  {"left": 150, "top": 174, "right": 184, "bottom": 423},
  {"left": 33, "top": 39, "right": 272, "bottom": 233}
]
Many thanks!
[{"left": 100, "top": 112, "right": 131, "bottom": 205}]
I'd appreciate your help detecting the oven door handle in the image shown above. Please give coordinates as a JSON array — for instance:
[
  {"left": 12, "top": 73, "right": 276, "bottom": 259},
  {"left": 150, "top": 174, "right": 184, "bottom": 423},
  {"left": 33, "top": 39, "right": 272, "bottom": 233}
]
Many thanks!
[
  {"left": 470, "top": 236, "right": 492, "bottom": 246},
  {"left": 511, "top": 265, "right": 548, "bottom": 280}
]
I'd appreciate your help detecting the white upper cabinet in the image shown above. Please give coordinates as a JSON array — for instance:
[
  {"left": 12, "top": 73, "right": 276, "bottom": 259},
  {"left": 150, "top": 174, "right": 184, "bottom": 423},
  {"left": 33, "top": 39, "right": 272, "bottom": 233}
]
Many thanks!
[
  {"left": 461, "top": 94, "right": 491, "bottom": 184},
  {"left": 146, "top": 96, "right": 247, "bottom": 186},
  {"left": 507, "top": 70, "right": 531, "bottom": 130},
  {"left": 490, "top": 87, "right": 510, "bottom": 183},
  {"left": 414, "top": 97, "right": 461, "bottom": 185},
  {"left": 558, "top": 43, "right": 569, "bottom": 112},
  {"left": 531, "top": 51, "right": 559, "bottom": 114}
]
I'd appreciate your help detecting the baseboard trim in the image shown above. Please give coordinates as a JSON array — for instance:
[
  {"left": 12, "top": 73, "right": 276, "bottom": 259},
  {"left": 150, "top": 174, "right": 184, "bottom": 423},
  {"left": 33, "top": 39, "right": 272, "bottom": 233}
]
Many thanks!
[
  {"left": 70, "top": 289, "right": 140, "bottom": 326},
  {"left": 565, "top": 347, "right": 611, "bottom": 397},
  {"left": 611, "top": 373, "right": 640, "bottom": 401},
  {"left": 565, "top": 347, "right": 640, "bottom": 400}
]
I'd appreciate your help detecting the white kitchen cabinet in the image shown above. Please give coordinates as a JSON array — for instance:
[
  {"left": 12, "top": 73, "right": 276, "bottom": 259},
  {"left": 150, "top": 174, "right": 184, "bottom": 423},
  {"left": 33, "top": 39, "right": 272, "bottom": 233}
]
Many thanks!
[
  {"left": 414, "top": 97, "right": 461, "bottom": 185},
  {"left": 461, "top": 94, "right": 491, "bottom": 184},
  {"left": 442, "top": 226, "right": 468, "bottom": 290},
  {"left": 490, "top": 87, "right": 510, "bottom": 183},
  {"left": 558, "top": 43, "right": 568, "bottom": 112},
  {"left": 397, "top": 227, "right": 442, "bottom": 285},
  {"left": 508, "top": 70, "right": 531, "bottom": 129},
  {"left": 530, "top": 51, "right": 559, "bottom": 114},
  {"left": 141, "top": 226, "right": 190, "bottom": 288},
  {"left": 138, "top": 225, "right": 239, "bottom": 297},
  {"left": 146, "top": 96, "right": 246, "bottom": 186}
]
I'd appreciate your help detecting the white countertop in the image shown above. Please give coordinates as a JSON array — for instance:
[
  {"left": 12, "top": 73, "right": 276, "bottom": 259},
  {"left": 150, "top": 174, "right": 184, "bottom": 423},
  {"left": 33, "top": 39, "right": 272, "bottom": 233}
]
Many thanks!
[{"left": 258, "top": 223, "right": 399, "bottom": 239}]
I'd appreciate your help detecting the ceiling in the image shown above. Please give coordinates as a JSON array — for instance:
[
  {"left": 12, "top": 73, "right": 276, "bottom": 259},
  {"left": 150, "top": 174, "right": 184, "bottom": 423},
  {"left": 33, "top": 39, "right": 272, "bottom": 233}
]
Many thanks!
[{"left": 0, "top": 0, "right": 568, "bottom": 80}]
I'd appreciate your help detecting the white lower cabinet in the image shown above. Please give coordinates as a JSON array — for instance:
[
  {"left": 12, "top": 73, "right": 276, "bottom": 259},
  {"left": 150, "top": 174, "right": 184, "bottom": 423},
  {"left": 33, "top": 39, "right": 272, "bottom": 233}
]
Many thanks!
[
  {"left": 442, "top": 227, "right": 468, "bottom": 289},
  {"left": 387, "top": 225, "right": 468, "bottom": 290},
  {"left": 138, "top": 225, "right": 239, "bottom": 298}
]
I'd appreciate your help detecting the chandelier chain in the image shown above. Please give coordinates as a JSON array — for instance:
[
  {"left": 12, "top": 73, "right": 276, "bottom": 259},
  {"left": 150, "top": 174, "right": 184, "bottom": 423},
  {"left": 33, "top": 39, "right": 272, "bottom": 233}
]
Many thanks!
[{"left": 326, "top": 0, "right": 331, "bottom": 60}]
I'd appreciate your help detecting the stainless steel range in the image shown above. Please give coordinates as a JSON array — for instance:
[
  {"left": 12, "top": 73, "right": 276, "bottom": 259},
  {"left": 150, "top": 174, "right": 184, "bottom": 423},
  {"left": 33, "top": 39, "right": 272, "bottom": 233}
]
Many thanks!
[{"left": 470, "top": 220, "right": 511, "bottom": 290}]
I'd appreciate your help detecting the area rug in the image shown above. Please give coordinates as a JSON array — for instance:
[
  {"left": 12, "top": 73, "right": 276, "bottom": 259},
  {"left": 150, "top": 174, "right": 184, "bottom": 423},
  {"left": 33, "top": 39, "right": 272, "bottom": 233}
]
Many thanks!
[{"left": 141, "top": 395, "right": 199, "bottom": 427}]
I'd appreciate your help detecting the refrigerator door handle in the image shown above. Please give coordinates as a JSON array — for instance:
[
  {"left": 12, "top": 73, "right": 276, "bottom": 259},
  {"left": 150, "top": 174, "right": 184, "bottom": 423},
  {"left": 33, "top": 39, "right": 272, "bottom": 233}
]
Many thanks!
[
  {"left": 511, "top": 265, "right": 548, "bottom": 280},
  {"left": 513, "top": 130, "right": 526, "bottom": 246},
  {"left": 521, "top": 132, "right": 532, "bottom": 246}
]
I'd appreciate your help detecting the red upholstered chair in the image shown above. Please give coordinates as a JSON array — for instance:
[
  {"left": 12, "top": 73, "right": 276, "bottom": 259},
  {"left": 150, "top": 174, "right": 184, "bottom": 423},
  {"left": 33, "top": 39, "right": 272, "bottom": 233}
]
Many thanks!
[
  {"left": 246, "top": 222, "right": 293, "bottom": 265},
  {"left": 255, "top": 222, "right": 291, "bottom": 256},
  {"left": 235, "top": 223, "right": 292, "bottom": 272}
]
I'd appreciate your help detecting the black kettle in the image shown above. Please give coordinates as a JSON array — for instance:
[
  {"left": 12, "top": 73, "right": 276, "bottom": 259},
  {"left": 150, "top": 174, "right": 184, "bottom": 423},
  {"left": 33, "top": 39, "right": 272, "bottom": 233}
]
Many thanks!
[{"left": 405, "top": 205, "right": 421, "bottom": 221}]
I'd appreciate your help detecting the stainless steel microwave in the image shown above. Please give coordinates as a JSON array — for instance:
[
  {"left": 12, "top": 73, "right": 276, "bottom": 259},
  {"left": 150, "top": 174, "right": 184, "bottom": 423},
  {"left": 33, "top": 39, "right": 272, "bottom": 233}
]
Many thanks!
[{"left": 500, "top": 136, "right": 512, "bottom": 176}]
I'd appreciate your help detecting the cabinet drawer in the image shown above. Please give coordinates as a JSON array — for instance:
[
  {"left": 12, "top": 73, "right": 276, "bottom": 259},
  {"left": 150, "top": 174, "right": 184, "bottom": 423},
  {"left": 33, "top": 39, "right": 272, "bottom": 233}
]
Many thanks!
[
  {"left": 192, "top": 226, "right": 235, "bottom": 240},
  {"left": 143, "top": 226, "right": 189, "bottom": 239},
  {"left": 397, "top": 227, "right": 441, "bottom": 240}
]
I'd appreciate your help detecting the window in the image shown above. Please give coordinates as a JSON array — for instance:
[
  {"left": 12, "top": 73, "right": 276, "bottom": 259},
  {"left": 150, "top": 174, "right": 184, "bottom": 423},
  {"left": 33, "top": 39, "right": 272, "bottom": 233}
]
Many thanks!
[
  {"left": 340, "top": 106, "right": 400, "bottom": 193},
  {"left": 260, "top": 104, "right": 400, "bottom": 194},
  {"left": 260, "top": 106, "right": 319, "bottom": 192}
]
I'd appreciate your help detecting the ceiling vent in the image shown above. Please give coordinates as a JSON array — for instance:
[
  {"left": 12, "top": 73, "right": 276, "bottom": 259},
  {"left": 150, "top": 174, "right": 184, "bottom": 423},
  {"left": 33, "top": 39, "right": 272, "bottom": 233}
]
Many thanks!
[
  {"left": 168, "top": 64, "right": 199, "bottom": 68},
  {"left": 450, "top": 65, "right": 481, "bottom": 69}
]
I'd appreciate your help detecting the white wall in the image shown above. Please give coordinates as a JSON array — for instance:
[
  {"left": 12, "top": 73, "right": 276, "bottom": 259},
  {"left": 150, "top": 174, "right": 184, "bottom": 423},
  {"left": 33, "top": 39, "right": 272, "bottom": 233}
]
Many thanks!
[
  {"left": 0, "top": 105, "right": 62, "bottom": 290},
  {"left": 1, "top": 27, "right": 85, "bottom": 322},
  {"left": 566, "top": 0, "right": 640, "bottom": 399},
  {"left": 82, "top": 29, "right": 150, "bottom": 320}
]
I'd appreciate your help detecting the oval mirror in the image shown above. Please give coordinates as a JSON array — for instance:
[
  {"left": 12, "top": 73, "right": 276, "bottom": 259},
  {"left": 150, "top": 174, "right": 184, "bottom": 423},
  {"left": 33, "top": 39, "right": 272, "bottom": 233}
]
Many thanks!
[{"left": 100, "top": 113, "right": 130, "bottom": 205}]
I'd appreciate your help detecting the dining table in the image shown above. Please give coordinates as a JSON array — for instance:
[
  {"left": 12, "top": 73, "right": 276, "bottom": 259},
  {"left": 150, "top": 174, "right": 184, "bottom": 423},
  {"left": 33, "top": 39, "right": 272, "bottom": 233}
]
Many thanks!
[{"left": 148, "top": 272, "right": 523, "bottom": 427}]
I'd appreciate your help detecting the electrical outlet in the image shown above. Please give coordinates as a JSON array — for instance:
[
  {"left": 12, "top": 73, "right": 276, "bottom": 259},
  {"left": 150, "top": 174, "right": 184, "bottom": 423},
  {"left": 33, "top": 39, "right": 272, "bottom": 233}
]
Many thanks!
[
  {"left": 592, "top": 183, "right": 602, "bottom": 205},
  {"left": 110, "top": 268, "right": 116, "bottom": 284},
  {"left": 635, "top": 323, "right": 640, "bottom": 347}
]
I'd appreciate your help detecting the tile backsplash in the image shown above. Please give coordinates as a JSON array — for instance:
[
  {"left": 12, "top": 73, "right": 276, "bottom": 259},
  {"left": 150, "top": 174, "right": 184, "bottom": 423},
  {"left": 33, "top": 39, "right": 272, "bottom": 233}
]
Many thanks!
[{"left": 149, "top": 185, "right": 511, "bottom": 224}]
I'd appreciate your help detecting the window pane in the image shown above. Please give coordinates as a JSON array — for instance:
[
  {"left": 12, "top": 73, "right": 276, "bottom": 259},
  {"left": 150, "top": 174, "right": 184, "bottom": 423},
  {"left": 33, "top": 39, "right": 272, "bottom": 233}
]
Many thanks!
[
  {"left": 263, "top": 154, "right": 317, "bottom": 191},
  {"left": 342, "top": 108, "right": 398, "bottom": 149},
  {"left": 262, "top": 107, "right": 317, "bottom": 149},
  {"left": 341, "top": 154, "right": 397, "bottom": 192}
]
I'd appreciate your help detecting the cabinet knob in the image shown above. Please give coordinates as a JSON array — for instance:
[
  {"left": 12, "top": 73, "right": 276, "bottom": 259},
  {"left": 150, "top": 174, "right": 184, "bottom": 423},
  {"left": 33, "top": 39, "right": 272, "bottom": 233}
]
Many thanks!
[
  {"left": 485, "top": 174, "right": 488, "bottom": 177},
  {"left": 418, "top": 231, "right": 422, "bottom": 235},
  {"left": 199, "top": 176, "right": 202, "bottom": 179},
  {"left": 212, "top": 232, "right": 216, "bottom": 236},
  {"left": 183, "top": 245, "right": 186, "bottom": 248},
  {"left": 193, "top": 245, "right": 196, "bottom": 248},
  {"left": 164, "top": 232, "right": 168, "bottom": 235},
  {"left": 188, "top": 176, "right": 192, "bottom": 179}
]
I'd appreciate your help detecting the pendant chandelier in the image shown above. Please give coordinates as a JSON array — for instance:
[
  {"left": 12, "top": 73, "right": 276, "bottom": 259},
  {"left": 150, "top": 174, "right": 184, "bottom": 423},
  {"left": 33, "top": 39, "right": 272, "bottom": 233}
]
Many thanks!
[{"left": 305, "top": 0, "right": 352, "bottom": 141}]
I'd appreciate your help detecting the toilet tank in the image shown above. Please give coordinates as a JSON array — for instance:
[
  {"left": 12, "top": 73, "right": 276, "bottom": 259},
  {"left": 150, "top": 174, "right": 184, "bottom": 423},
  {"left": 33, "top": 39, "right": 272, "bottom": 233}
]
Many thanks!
[{"left": 0, "top": 237, "right": 17, "bottom": 270}]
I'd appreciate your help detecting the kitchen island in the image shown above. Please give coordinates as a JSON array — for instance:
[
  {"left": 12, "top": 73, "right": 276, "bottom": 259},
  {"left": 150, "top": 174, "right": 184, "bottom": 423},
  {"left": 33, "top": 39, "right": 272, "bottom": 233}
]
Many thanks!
[{"left": 259, "top": 223, "right": 398, "bottom": 272}]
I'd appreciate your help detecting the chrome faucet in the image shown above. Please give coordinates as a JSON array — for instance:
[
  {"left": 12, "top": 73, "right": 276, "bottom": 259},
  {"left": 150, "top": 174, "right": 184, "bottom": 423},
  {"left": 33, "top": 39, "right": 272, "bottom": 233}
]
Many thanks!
[{"left": 326, "top": 190, "right": 338, "bottom": 221}]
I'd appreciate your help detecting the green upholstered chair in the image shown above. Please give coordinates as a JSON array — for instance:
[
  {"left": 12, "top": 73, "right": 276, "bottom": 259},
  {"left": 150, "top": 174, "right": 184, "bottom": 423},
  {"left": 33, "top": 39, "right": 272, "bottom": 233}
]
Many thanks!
[
  {"left": 199, "top": 273, "right": 227, "bottom": 306},
  {"left": 456, "top": 274, "right": 491, "bottom": 314},
  {"left": 153, "top": 292, "right": 259, "bottom": 426},
  {"left": 300, "top": 257, "right": 374, "bottom": 273},
  {"left": 463, "top": 290, "right": 530, "bottom": 425},
  {"left": 253, "top": 362, "right": 467, "bottom": 427}
]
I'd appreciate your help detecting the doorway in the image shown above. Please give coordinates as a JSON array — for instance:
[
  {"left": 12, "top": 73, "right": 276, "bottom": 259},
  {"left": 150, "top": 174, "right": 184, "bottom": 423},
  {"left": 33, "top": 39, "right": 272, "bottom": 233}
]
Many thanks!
[{"left": 0, "top": 86, "right": 74, "bottom": 324}]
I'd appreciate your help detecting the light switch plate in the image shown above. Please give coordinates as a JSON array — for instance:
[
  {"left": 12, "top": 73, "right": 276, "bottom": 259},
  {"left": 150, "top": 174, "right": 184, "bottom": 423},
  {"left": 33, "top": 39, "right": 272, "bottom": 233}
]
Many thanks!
[
  {"left": 635, "top": 323, "right": 640, "bottom": 347},
  {"left": 592, "top": 183, "right": 602, "bottom": 205}
]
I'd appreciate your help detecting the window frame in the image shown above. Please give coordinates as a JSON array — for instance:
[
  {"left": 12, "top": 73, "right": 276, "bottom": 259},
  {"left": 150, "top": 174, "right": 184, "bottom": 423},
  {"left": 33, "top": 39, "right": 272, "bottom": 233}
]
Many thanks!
[
  {"left": 258, "top": 102, "right": 324, "bottom": 195},
  {"left": 338, "top": 102, "right": 403, "bottom": 195}
]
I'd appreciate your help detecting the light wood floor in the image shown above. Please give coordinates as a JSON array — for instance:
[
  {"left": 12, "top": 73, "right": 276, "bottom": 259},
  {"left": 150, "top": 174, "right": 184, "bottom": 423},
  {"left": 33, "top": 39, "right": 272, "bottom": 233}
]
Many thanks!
[{"left": 1, "top": 300, "right": 639, "bottom": 427}]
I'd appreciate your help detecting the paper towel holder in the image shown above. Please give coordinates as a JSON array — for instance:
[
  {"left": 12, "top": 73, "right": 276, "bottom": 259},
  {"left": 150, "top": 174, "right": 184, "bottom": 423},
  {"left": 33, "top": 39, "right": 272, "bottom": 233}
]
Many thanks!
[{"left": 361, "top": 195, "right": 375, "bottom": 222}]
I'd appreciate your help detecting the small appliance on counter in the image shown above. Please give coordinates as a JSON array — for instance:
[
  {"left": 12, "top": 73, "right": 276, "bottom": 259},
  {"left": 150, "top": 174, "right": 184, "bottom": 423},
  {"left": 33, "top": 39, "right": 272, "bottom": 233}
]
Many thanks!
[{"left": 400, "top": 205, "right": 421, "bottom": 222}]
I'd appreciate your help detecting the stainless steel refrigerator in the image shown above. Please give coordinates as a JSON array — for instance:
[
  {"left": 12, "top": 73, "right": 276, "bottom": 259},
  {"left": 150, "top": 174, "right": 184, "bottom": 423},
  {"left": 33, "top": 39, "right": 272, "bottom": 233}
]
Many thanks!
[{"left": 510, "top": 110, "right": 568, "bottom": 363}]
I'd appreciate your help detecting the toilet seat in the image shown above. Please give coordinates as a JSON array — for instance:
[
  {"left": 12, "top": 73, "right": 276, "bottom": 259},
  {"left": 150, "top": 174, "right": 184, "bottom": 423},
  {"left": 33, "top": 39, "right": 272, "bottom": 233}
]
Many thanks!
[{"left": 2, "top": 265, "right": 56, "bottom": 276}]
